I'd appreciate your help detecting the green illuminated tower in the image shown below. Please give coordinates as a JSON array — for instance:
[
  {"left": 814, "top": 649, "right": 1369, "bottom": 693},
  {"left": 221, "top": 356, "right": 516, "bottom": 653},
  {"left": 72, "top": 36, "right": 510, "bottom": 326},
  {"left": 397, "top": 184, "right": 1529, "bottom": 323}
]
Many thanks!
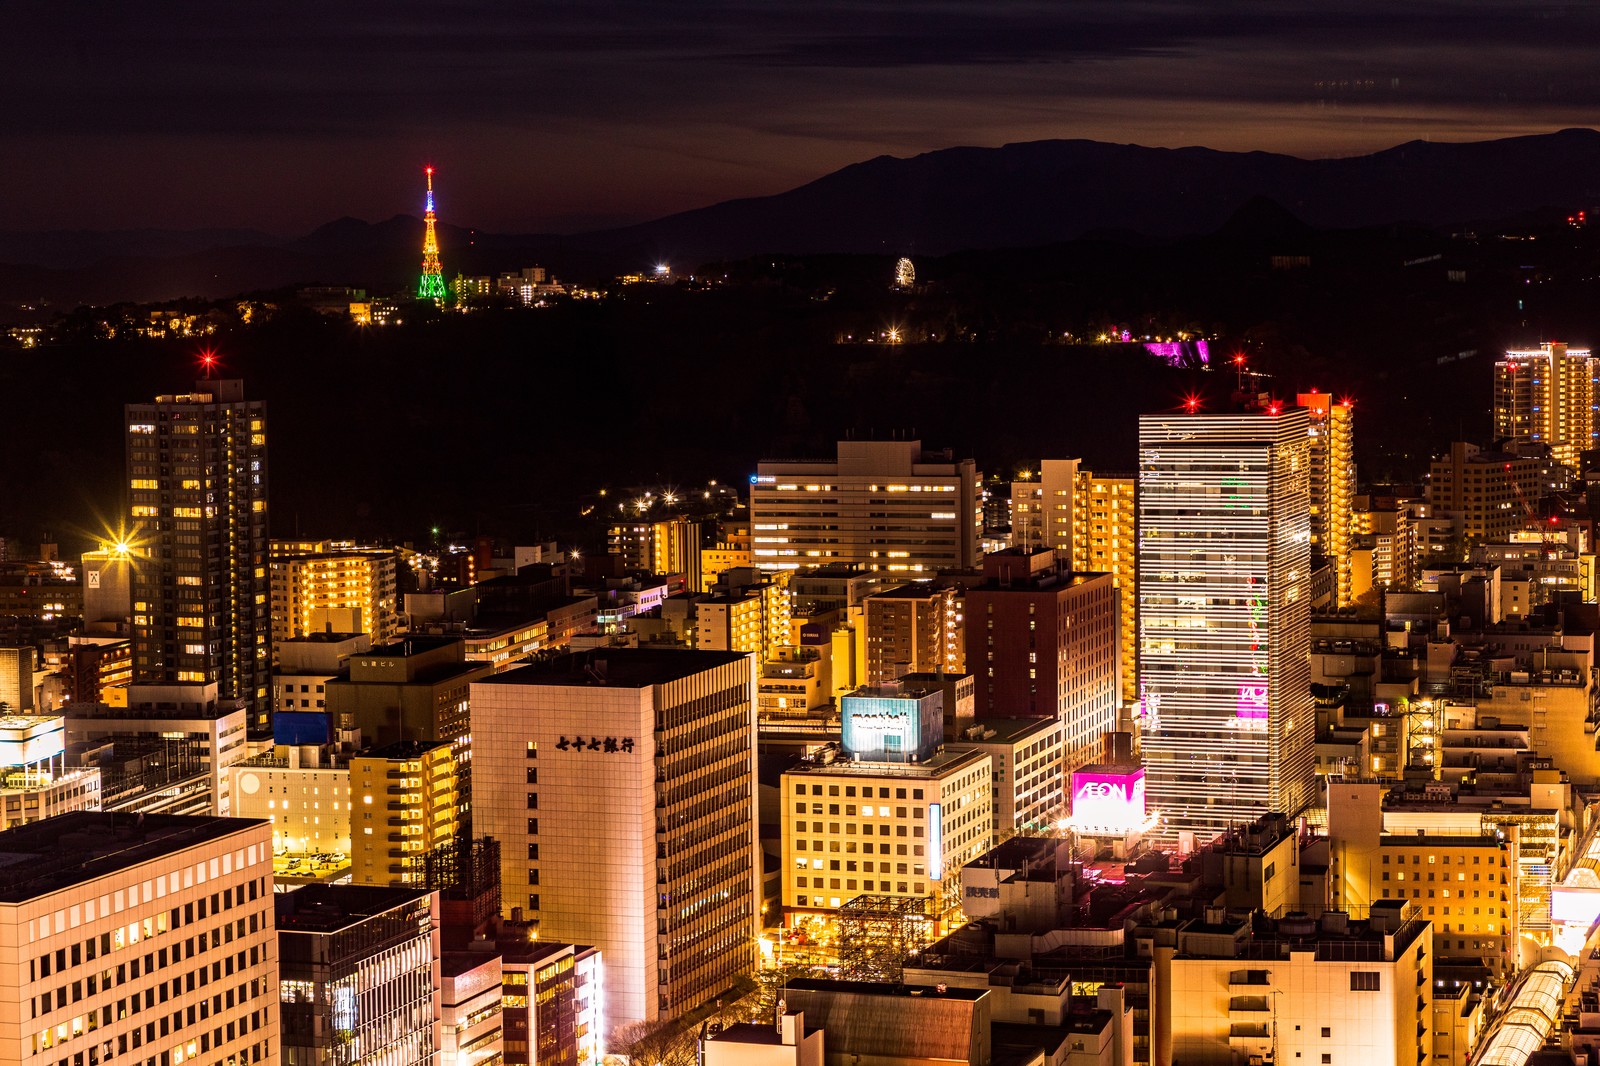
[{"left": 417, "top": 166, "right": 447, "bottom": 302}]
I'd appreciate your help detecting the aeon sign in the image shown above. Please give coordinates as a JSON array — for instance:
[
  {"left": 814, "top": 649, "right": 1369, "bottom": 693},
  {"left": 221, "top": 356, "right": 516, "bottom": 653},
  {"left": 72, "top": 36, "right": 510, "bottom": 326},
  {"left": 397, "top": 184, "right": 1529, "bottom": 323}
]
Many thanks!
[{"left": 1070, "top": 767, "right": 1147, "bottom": 834}]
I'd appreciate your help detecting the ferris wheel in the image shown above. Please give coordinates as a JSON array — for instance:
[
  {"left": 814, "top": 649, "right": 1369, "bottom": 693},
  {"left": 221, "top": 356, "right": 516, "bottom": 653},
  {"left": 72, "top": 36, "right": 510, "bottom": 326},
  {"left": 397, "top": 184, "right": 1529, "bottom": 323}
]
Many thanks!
[{"left": 894, "top": 257, "right": 915, "bottom": 289}]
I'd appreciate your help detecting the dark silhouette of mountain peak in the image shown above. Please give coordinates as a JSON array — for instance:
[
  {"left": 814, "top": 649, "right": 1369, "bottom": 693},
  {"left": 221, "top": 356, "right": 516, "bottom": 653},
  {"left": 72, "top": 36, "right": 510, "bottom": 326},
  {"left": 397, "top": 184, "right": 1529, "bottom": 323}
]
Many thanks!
[{"left": 1217, "top": 196, "right": 1313, "bottom": 242}]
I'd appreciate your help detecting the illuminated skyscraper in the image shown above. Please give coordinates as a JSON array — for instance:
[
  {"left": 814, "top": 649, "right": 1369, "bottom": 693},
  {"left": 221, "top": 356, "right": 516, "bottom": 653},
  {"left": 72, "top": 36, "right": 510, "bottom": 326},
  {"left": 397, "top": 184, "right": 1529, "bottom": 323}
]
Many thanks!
[
  {"left": 1296, "top": 391, "right": 1355, "bottom": 607},
  {"left": 1493, "top": 341, "right": 1598, "bottom": 470},
  {"left": 1137, "top": 406, "right": 1314, "bottom": 842},
  {"left": 126, "top": 378, "right": 270, "bottom": 734},
  {"left": 418, "top": 165, "right": 447, "bottom": 302}
]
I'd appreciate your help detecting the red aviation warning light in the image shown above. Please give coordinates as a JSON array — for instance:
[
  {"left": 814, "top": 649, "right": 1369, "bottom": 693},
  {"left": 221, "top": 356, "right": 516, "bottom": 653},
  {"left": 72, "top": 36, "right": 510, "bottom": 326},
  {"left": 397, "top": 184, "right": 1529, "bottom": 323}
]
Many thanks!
[{"left": 198, "top": 347, "right": 219, "bottom": 378}]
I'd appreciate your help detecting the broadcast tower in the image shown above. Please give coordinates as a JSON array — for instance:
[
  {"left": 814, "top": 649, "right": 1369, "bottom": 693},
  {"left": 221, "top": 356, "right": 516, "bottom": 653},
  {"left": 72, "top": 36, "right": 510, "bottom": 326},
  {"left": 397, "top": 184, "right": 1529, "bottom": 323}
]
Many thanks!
[{"left": 417, "top": 166, "right": 446, "bottom": 302}]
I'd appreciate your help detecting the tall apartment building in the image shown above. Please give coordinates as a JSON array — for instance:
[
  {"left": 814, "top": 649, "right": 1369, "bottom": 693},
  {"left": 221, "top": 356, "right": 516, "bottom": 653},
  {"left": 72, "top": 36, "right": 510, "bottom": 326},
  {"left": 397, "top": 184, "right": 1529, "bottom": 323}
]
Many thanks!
[
  {"left": 0, "top": 812, "right": 280, "bottom": 1066},
  {"left": 1070, "top": 468, "right": 1138, "bottom": 703},
  {"left": 1297, "top": 391, "right": 1356, "bottom": 606},
  {"left": 751, "top": 439, "right": 980, "bottom": 573},
  {"left": 1008, "top": 459, "right": 1078, "bottom": 554},
  {"left": 348, "top": 740, "right": 458, "bottom": 888},
  {"left": 607, "top": 517, "right": 702, "bottom": 588},
  {"left": 268, "top": 544, "right": 400, "bottom": 648},
  {"left": 963, "top": 549, "right": 1119, "bottom": 772},
  {"left": 276, "top": 884, "right": 439, "bottom": 1066},
  {"left": 862, "top": 584, "right": 963, "bottom": 686},
  {"left": 1138, "top": 407, "right": 1315, "bottom": 841},
  {"left": 472, "top": 649, "right": 758, "bottom": 1029},
  {"left": 1426, "top": 442, "right": 1544, "bottom": 543},
  {"left": 1494, "top": 341, "right": 1598, "bottom": 470},
  {"left": 126, "top": 379, "right": 270, "bottom": 734}
]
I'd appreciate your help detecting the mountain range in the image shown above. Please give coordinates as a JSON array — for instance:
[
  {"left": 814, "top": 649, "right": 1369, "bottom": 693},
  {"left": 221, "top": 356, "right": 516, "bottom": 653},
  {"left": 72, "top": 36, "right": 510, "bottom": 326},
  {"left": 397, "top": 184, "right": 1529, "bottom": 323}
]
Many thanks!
[{"left": 7, "top": 128, "right": 1600, "bottom": 308}]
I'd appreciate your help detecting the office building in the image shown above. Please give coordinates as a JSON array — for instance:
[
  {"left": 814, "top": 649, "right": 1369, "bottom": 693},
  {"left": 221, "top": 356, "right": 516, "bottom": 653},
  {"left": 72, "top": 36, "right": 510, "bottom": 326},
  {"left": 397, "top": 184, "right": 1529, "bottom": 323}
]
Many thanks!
[
  {"left": 66, "top": 682, "right": 249, "bottom": 816},
  {"left": 126, "top": 379, "right": 270, "bottom": 734},
  {"left": 1137, "top": 406, "right": 1315, "bottom": 841},
  {"left": 277, "top": 884, "right": 439, "bottom": 1066},
  {"left": 324, "top": 636, "right": 489, "bottom": 793},
  {"left": 0, "top": 811, "right": 279, "bottom": 1066},
  {"left": 268, "top": 544, "right": 401, "bottom": 649},
  {"left": 440, "top": 953, "right": 504, "bottom": 1066},
  {"left": 231, "top": 747, "right": 352, "bottom": 862},
  {"left": 780, "top": 688, "right": 993, "bottom": 921},
  {"left": 1297, "top": 391, "right": 1355, "bottom": 606},
  {"left": 1493, "top": 341, "right": 1598, "bottom": 470},
  {"left": 964, "top": 548, "right": 1119, "bottom": 772},
  {"left": 862, "top": 584, "right": 963, "bottom": 686},
  {"left": 956, "top": 717, "right": 1064, "bottom": 840},
  {"left": 499, "top": 940, "right": 603, "bottom": 1066},
  {"left": 0, "top": 714, "right": 101, "bottom": 829},
  {"left": 608, "top": 517, "right": 702, "bottom": 589},
  {"left": 471, "top": 649, "right": 758, "bottom": 1029},
  {"left": 348, "top": 740, "right": 458, "bottom": 888},
  {"left": 751, "top": 439, "right": 980, "bottom": 573}
]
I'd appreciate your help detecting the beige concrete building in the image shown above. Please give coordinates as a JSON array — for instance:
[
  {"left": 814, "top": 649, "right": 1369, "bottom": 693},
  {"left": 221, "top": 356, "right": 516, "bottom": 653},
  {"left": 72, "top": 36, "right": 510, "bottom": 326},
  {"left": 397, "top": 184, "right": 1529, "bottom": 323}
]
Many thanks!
[
  {"left": 349, "top": 740, "right": 458, "bottom": 888},
  {"left": 752, "top": 440, "right": 981, "bottom": 573},
  {"left": 472, "top": 649, "right": 758, "bottom": 1029},
  {"left": 954, "top": 717, "right": 1064, "bottom": 840},
  {"left": 230, "top": 749, "right": 351, "bottom": 859},
  {"left": 0, "top": 812, "right": 279, "bottom": 1066},
  {"left": 780, "top": 748, "right": 993, "bottom": 922},
  {"left": 1166, "top": 903, "right": 1432, "bottom": 1066}
]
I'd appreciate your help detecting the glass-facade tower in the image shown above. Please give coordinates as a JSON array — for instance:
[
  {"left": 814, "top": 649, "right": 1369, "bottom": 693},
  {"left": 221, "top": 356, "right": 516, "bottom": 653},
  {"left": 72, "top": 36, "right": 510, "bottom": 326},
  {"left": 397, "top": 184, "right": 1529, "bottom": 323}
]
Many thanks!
[{"left": 1137, "top": 408, "right": 1314, "bottom": 843}]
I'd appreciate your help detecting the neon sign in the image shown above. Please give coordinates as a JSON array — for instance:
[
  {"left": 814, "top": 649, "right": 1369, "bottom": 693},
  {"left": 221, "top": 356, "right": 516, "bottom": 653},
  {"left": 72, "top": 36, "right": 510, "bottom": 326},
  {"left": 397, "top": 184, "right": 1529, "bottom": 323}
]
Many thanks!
[{"left": 1070, "top": 767, "right": 1147, "bottom": 833}]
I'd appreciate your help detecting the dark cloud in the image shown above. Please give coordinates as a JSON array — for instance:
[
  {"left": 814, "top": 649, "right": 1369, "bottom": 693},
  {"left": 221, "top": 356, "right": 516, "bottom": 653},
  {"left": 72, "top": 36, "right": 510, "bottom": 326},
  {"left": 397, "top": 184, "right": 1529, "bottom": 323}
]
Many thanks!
[{"left": 7, "top": 1, "right": 1600, "bottom": 232}]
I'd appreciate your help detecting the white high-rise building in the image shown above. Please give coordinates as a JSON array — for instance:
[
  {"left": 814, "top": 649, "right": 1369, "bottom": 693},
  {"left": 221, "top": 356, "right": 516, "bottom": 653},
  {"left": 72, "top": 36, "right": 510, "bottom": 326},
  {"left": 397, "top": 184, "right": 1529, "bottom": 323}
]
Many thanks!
[
  {"left": 1137, "top": 406, "right": 1314, "bottom": 842},
  {"left": 750, "top": 440, "right": 980, "bottom": 573}
]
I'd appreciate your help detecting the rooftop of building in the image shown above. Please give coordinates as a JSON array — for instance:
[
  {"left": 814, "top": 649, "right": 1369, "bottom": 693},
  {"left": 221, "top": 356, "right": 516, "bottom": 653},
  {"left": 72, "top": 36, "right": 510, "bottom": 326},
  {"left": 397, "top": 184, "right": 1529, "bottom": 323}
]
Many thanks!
[
  {"left": 440, "top": 951, "right": 502, "bottom": 980},
  {"left": 484, "top": 648, "right": 749, "bottom": 689},
  {"left": 277, "top": 631, "right": 366, "bottom": 645},
  {"left": 843, "top": 682, "right": 941, "bottom": 702},
  {"left": 959, "top": 718, "right": 1061, "bottom": 745},
  {"left": 783, "top": 746, "right": 990, "bottom": 778},
  {"left": 362, "top": 635, "right": 462, "bottom": 658},
  {"left": 274, "top": 883, "right": 432, "bottom": 934},
  {"left": 353, "top": 739, "right": 451, "bottom": 762},
  {"left": 867, "top": 583, "right": 948, "bottom": 601},
  {"left": 1378, "top": 833, "right": 1508, "bottom": 848},
  {"left": 966, "top": 834, "right": 1064, "bottom": 872},
  {"left": 708, "top": 1019, "right": 818, "bottom": 1045},
  {"left": 0, "top": 812, "right": 267, "bottom": 902},
  {"left": 783, "top": 977, "right": 987, "bottom": 1001}
]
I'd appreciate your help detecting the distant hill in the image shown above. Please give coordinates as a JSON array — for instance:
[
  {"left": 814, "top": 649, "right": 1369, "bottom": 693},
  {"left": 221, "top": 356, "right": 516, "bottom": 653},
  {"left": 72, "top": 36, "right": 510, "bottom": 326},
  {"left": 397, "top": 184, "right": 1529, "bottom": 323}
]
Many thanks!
[{"left": 6, "top": 128, "right": 1600, "bottom": 306}]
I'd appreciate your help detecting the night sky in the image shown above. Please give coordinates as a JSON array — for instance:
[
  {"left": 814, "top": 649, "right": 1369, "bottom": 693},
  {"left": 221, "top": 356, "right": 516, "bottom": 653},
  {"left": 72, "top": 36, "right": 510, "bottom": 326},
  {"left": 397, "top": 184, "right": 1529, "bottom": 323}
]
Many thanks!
[{"left": 14, "top": 1, "right": 1600, "bottom": 235}]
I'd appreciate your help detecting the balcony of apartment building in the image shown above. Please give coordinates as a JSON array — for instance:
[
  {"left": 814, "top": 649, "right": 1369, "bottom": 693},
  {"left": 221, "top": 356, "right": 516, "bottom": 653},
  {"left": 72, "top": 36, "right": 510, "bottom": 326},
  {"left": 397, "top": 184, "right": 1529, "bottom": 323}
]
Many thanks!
[{"left": 1439, "top": 724, "right": 1531, "bottom": 776}]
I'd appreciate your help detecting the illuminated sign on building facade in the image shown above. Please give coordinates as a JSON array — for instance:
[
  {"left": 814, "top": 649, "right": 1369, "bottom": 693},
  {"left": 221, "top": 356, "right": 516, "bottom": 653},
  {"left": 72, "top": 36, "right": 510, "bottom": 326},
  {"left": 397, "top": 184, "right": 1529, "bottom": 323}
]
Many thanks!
[
  {"left": 928, "top": 802, "right": 944, "bottom": 880},
  {"left": 840, "top": 689, "right": 943, "bottom": 762},
  {"left": 1069, "top": 765, "right": 1149, "bottom": 835}
]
